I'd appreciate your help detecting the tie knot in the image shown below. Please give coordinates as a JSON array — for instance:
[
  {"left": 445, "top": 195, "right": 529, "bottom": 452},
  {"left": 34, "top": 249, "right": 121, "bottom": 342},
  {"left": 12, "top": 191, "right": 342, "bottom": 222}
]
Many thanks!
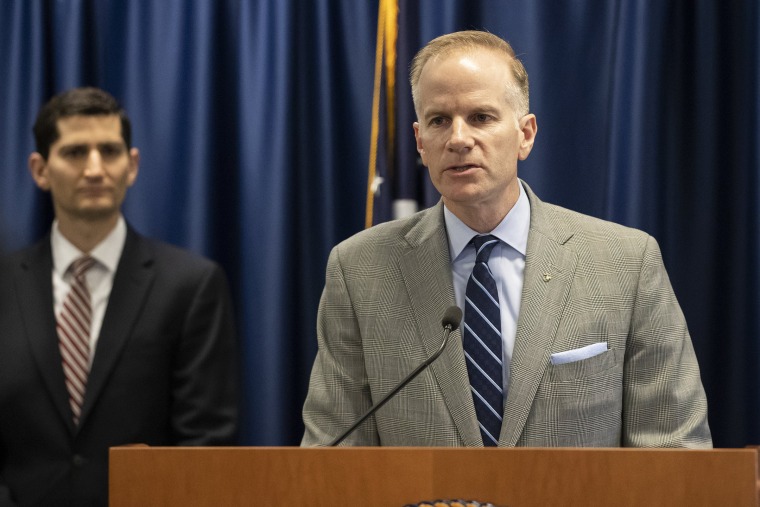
[
  {"left": 471, "top": 235, "right": 499, "bottom": 263},
  {"left": 70, "top": 256, "right": 96, "bottom": 277}
]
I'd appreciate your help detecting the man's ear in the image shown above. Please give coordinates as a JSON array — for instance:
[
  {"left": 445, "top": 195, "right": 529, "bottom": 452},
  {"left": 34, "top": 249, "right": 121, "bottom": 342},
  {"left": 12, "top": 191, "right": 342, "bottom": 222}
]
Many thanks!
[
  {"left": 518, "top": 114, "right": 538, "bottom": 160},
  {"left": 413, "top": 122, "right": 427, "bottom": 166},
  {"left": 126, "top": 147, "right": 140, "bottom": 187},
  {"left": 28, "top": 153, "right": 51, "bottom": 191}
]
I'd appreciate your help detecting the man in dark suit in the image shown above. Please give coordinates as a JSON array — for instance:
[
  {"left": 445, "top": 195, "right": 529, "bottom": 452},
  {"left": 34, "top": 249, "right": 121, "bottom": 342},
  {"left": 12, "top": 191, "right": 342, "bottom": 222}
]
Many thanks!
[
  {"left": 302, "top": 31, "right": 711, "bottom": 448},
  {"left": 0, "top": 87, "right": 239, "bottom": 506}
]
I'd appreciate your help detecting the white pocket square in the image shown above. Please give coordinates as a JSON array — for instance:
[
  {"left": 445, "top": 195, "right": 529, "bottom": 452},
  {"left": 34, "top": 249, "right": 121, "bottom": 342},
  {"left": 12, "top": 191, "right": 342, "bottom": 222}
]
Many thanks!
[{"left": 550, "top": 342, "right": 608, "bottom": 365}]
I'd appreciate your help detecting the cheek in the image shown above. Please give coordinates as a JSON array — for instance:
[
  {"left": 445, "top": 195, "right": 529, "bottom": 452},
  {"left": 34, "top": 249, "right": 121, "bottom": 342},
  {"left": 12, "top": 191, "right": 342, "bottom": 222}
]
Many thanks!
[
  {"left": 426, "top": 167, "right": 445, "bottom": 195},
  {"left": 417, "top": 133, "right": 444, "bottom": 165},
  {"left": 47, "top": 173, "right": 76, "bottom": 194},
  {"left": 110, "top": 165, "right": 134, "bottom": 185}
]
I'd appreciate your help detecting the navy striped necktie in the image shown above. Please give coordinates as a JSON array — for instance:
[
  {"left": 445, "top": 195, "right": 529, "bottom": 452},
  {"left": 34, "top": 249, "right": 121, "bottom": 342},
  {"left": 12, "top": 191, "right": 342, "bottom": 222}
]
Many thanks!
[{"left": 463, "top": 235, "right": 503, "bottom": 446}]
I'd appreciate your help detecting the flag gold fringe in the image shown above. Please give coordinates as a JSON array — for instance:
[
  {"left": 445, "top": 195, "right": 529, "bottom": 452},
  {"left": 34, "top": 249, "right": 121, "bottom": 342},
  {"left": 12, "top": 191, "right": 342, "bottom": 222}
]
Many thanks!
[{"left": 365, "top": 0, "right": 398, "bottom": 229}]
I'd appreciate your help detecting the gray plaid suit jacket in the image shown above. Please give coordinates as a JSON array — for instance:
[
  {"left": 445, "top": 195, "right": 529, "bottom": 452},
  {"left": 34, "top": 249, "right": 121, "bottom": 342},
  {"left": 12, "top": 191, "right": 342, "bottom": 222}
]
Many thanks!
[{"left": 302, "top": 181, "right": 711, "bottom": 448}]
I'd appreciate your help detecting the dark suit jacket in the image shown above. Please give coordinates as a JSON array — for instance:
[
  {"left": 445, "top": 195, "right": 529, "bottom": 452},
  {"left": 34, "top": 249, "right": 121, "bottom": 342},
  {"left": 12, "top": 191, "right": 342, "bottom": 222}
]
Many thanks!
[
  {"left": 0, "top": 227, "right": 239, "bottom": 506},
  {"left": 302, "top": 182, "right": 711, "bottom": 448}
]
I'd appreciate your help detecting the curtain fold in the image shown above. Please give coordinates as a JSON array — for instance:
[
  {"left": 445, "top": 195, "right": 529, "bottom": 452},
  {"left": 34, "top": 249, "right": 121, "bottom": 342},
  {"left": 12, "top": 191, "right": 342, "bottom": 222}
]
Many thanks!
[{"left": 0, "top": 0, "right": 758, "bottom": 447}]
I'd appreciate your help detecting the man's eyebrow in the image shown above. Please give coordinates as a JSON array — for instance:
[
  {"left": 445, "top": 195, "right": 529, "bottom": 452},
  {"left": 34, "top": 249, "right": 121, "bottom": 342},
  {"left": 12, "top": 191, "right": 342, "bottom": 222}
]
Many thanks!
[
  {"left": 58, "top": 142, "right": 88, "bottom": 150},
  {"left": 422, "top": 107, "right": 448, "bottom": 118},
  {"left": 60, "top": 140, "right": 123, "bottom": 146}
]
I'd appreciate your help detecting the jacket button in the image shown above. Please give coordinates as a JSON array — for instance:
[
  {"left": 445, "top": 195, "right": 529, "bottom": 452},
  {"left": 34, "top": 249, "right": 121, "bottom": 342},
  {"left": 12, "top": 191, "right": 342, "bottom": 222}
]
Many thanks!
[{"left": 72, "top": 454, "right": 88, "bottom": 467}]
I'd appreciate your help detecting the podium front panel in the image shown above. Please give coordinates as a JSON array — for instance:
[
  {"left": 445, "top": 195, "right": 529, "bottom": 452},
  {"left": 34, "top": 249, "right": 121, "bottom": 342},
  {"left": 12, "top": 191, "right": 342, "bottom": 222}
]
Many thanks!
[{"left": 110, "top": 447, "right": 758, "bottom": 506}]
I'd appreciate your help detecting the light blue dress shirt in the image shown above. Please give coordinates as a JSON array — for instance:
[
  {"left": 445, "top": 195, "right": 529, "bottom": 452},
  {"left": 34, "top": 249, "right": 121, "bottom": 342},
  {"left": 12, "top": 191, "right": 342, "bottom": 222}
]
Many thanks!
[{"left": 444, "top": 181, "right": 531, "bottom": 395}]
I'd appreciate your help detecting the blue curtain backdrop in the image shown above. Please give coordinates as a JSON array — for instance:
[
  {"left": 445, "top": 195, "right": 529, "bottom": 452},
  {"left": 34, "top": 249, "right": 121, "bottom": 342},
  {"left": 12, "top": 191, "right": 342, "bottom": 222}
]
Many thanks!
[{"left": 0, "top": 0, "right": 758, "bottom": 448}]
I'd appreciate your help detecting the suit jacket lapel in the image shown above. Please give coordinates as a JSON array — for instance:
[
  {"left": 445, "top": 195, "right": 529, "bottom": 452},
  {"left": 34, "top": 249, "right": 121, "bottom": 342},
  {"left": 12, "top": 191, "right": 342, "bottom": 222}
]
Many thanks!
[
  {"left": 79, "top": 228, "right": 155, "bottom": 425},
  {"left": 397, "top": 202, "right": 482, "bottom": 447},
  {"left": 16, "top": 238, "right": 76, "bottom": 431},
  {"left": 500, "top": 183, "right": 579, "bottom": 446}
]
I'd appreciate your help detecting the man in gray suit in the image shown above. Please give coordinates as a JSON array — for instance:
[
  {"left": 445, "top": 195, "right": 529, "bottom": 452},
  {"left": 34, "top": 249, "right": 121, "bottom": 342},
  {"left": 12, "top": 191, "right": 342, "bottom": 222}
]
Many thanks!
[{"left": 302, "top": 31, "right": 711, "bottom": 448}]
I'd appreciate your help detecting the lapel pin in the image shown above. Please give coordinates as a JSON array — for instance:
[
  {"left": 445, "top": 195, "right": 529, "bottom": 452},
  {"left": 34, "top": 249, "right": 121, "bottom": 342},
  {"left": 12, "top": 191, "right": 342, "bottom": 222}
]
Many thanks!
[{"left": 543, "top": 273, "right": 552, "bottom": 282}]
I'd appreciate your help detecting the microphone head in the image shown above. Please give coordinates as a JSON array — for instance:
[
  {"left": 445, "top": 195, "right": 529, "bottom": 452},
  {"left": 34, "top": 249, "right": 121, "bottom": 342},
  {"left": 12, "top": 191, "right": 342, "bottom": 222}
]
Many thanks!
[{"left": 441, "top": 306, "right": 463, "bottom": 331}]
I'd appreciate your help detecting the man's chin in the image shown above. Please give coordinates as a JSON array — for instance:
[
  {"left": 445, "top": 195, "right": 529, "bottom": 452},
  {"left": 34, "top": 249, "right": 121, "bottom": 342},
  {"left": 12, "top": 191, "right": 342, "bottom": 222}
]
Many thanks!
[
  {"left": 439, "top": 187, "right": 486, "bottom": 205},
  {"left": 75, "top": 206, "right": 120, "bottom": 222}
]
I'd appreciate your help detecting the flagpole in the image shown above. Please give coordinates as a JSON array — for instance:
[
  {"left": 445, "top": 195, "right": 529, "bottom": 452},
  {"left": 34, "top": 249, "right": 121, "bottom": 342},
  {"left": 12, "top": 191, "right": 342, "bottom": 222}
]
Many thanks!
[{"left": 365, "top": 0, "right": 398, "bottom": 229}]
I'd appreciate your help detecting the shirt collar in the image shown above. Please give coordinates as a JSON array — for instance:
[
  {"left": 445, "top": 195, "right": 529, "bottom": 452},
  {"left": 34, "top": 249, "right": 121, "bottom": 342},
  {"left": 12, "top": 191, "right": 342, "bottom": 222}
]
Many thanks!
[
  {"left": 51, "top": 216, "right": 127, "bottom": 275},
  {"left": 444, "top": 180, "right": 531, "bottom": 261}
]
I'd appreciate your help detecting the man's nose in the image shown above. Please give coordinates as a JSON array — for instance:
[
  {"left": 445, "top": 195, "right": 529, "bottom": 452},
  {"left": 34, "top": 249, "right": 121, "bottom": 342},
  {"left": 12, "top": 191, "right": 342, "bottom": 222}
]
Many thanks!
[
  {"left": 447, "top": 118, "right": 474, "bottom": 152},
  {"left": 83, "top": 149, "right": 104, "bottom": 176}
]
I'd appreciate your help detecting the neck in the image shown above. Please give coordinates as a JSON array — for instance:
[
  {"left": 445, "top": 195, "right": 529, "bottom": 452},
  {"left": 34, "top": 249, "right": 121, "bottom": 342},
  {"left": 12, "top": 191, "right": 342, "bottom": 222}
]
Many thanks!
[
  {"left": 56, "top": 214, "right": 120, "bottom": 253},
  {"left": 446, "top": 184, "right": 520, "bottom": 234}
]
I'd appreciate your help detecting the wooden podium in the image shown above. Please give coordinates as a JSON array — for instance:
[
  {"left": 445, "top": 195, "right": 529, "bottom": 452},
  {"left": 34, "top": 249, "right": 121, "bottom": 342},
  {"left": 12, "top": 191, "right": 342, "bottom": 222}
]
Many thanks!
[{"left": 110, "top": 446, "right": 759, "bottom": 506}]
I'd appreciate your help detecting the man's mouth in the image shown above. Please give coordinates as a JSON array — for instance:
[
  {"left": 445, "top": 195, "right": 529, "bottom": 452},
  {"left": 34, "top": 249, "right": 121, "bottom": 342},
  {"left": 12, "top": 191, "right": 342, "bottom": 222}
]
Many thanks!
[
  {"left": 79, "top": 187, "right": 110, "bottom": 195},
  {"left": 448, "top": 164, "right": 478, "bottom": 172}
]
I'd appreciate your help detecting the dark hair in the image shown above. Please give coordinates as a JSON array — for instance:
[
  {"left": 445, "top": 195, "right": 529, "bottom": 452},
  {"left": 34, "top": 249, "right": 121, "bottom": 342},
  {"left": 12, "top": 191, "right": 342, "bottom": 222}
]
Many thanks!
[{"left": 32, "top": 87, "right": 132, "bottom": 159}]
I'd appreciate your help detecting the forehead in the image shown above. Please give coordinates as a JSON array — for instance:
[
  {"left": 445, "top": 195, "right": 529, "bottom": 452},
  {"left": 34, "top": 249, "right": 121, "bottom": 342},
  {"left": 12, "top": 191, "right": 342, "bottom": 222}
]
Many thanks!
[
  {"left": 54, "top": 115, "right": 123, "bottom": 145},
  {"left": 422, "top": 47, "right": 512, "bottom": 79},
  {"left": 417, "top": 49, "right": 514, "bottom": 109}
]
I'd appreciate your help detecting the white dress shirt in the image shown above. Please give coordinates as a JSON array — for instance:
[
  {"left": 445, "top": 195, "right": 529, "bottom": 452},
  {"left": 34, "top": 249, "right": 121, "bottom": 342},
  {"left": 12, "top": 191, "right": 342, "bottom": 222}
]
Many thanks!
[
  {"left": 444, "top": 181, "right": 531, "bottom": 395},
  {"left": 51, "top": 217, "right": 127, "bottom": 365}
]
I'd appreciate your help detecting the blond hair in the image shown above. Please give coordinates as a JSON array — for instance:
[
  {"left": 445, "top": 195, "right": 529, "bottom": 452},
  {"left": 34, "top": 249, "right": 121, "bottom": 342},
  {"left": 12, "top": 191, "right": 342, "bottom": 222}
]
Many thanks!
[{"left": 409, "top": 30, "right": 529, "bottom": 118}]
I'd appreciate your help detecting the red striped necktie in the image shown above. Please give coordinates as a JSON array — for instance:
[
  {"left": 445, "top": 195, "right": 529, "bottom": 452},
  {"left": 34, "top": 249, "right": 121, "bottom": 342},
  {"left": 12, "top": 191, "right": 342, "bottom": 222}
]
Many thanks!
[{"left": 57, "top": 256, "right": 96, "bottom": 425}]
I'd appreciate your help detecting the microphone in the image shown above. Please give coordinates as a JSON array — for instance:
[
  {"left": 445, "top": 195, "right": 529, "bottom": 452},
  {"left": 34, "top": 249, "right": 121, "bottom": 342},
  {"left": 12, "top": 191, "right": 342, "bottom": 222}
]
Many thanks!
[{"left": 329, "top": 305, "right": 463, "bottom": 446}]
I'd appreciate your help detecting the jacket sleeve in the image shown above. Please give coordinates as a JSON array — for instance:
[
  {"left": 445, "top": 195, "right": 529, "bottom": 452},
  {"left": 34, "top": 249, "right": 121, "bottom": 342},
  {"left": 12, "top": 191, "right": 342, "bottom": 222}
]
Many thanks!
[
  {"left": 0, "top": 479, "right": 19, "bottom": 507},
  {"left": 301, "top": 245, "right": 380, "bottom": 446},
  {"left": 170, "top": 263, "right": 240, "bottom": 445},
  {"left": 622, "top": 235, "right": 712, "bottom": 448},
  {"left": 1, "top": 444, "right": 18, "bottom": 507}
]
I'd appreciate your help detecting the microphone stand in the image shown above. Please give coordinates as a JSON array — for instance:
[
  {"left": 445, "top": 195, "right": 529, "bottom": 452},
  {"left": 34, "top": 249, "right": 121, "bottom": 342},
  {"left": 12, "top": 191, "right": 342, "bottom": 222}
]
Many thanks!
[{"left": 329, "top": 321, "right": 458, "bottom": 447}]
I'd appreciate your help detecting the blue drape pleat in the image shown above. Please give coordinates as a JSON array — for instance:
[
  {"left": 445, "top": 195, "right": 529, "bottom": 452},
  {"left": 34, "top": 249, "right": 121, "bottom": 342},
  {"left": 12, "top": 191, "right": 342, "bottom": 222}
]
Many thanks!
[
  {"left": 0, "top": 0, "right": 50, "bottom": 248},
  {"left": 1, "top": 0, "right": 758, "bottom": 447},
  {"left": 235, "top": 0, "right": 376, "bottom": 443}
]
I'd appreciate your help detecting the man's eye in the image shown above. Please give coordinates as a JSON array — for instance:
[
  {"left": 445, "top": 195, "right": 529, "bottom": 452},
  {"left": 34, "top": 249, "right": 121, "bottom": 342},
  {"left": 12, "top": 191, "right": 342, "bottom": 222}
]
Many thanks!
[
  {"left": 62, "top": 147, "right": 88, "bottom": 158},
  {"left": 100, "top": 145, "right": 124, "bottom": 157},
  {"left": 474, "top": 114, "right": 491, "bottom": 122},
  {"left": 429, "top": 117, "right": 446, "bottom": 126}
]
